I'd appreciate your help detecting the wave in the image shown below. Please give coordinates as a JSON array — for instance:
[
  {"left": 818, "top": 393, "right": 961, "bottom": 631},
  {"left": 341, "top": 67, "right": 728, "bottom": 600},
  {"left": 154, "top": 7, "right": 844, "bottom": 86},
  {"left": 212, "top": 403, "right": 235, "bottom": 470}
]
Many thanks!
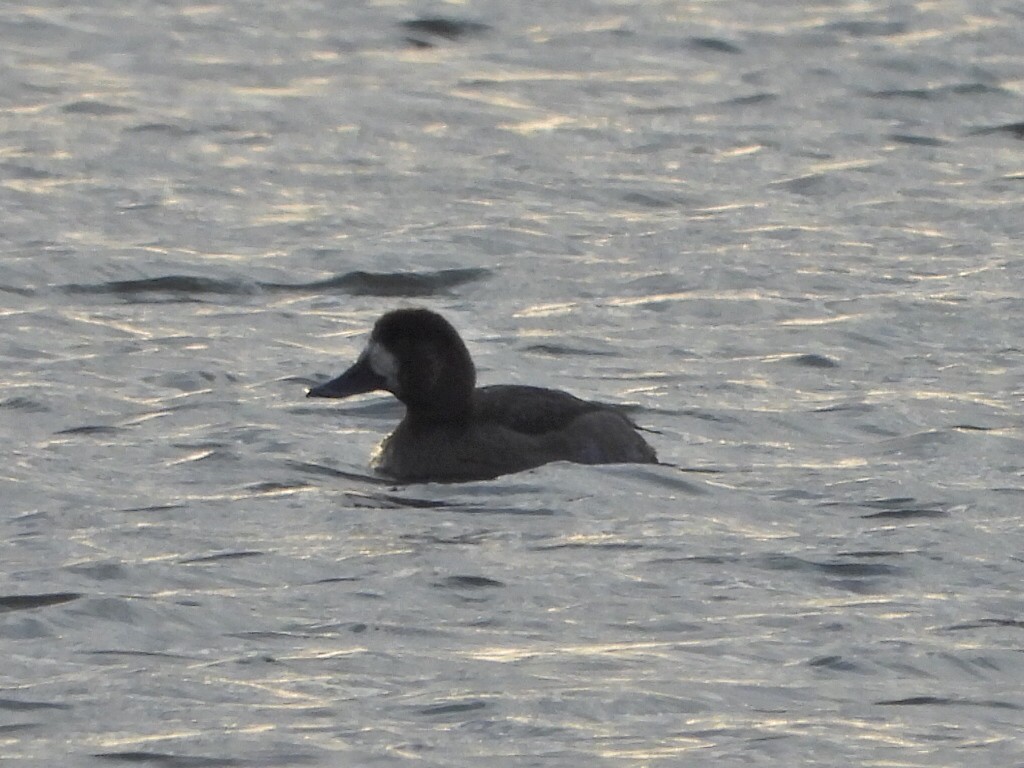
[{"left": 57, "top": 267, "right": 491, "bottom": 300}]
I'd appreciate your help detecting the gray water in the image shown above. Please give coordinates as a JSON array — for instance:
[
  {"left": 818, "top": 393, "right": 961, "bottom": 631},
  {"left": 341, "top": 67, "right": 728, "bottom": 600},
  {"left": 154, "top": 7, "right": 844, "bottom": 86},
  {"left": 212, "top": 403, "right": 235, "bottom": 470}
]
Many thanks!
[{"left": 2, "top": 1, "right": 1023, "bottom": 765}]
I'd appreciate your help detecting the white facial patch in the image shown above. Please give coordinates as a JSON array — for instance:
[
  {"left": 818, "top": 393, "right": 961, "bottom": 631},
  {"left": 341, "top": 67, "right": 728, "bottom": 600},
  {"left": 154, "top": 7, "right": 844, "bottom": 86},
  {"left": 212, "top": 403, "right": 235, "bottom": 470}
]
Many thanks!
[{"left": 366, "top": 340, "right": 399, "bottom": 391}]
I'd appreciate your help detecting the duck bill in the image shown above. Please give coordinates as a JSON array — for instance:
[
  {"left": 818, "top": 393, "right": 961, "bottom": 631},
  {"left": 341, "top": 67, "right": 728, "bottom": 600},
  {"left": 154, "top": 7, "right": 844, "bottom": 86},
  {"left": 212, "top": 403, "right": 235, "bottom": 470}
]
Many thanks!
[{"left": 307, "top": 355, "right": 386, "bottom": 399}]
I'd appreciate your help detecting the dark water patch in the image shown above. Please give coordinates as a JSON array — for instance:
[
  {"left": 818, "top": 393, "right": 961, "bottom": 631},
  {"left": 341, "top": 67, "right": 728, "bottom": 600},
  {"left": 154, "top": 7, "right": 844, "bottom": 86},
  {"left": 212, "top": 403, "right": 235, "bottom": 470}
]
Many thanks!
[
  {"left": 680, "top": 555, "right": 738, "bottom": 565},
  {"left": 0, "top": 283, "right": 37, "bottom": 296},
  {"left": 0, "top": 723, "right": 42, "bottom": 734},
  {"left": 417, "top": 699, "right": 489, "bottom": 717},
  {"left": 244, "top": 480, "right": 310, "bottom": 494},
  {"left": 786, "top": 353, "right": 838, "bottom": 368},
  {"left": 144, "top": 371, "right": 222, "bottom": 392},
  {"left": 6, "top": 14, "right": 68, "bottom": 37},
  {"left": 0, "top": 396, "right": 49, "bottom": 413},
  {"left": 228, "top": 654, "right": 277, "bottom": 668},
  {"left": 687, "top": 37, "right": 742, "bottom": 54},
  {"left": 876, "top": 696, "right": 1021, "bottom": 710},
  {"left": 62, "top": 100, "right": 133, "bottom": 116},
  {"left": 436, "top": 575, "right": 505, "bottom": 589},
  {"left": 815, "top": 403, "right": 872, "bottom": 415},
  {"left": 681, "top": 408, "right": 743, "bottom": 426},
  {"left": 645, "top": 554, "right": 740, "bottom": 569},
  {"left": 808, "top": 655, "right": 863, "bottom": 672},
  {"left": 342, "top": 622, "right": 450, "bottom": 639},
  {"left": 67, "top": 561, "right": 129, "bottom": 581},
  {"left": 860, "top": 496, "right": 920, "bottom": 508},
  {"left": 836, "top": 550, "right": 907, "bottom": 559},
  {"left": 179, "top": 551, "right": 264, "bottom": 564},
  {"left": 0, "top": 592, "right": 82, "bottom": 612},
  {"left": 758, "top": 555, "right": 903, "bottom": 578},
  {"left": 449, "top": 505, "right": 557, "bottom": 517},
  {"left": 521, "top": 343, "right": 617, "bottom": 357},
  {"left": 772, "top": 172, "right": 852, "bottom": 196},
  {"left": 620, "top": 191, "right": 695, "bottom": 208},
  {"left": 889, "top": 134, "right": 948, "bottom": 147},
  {"left": 351, "top": 492, "right": 547, "bottom": 515},
  {"left": 970, "top": 122, "right": 1024, "bottom": 139},
  {"left": 867, "top": 88, "right": 933, "bottom": 100},
  {"left": 630, "top": 104, "right": 689, "bottom": 117},
  {"left": 60, "top": 267, "right": 489, "bottom": 301},
  {"left": 869, "top": 84, "right": 1004, "bottom": 102},
  {"left": 400, "top": 18, "right": 491, "bottom": 46},
  {"left": 93, "top": 753, "right": 244, "bottom": 767},
  {"left": 858, "top": 497, "right": 949, "bottom": 519},
  {"left": 814, "top": 561, "right": 903, "bottom": 577},
  {"left": 534, "top": 541, "right": 649, "bottom": 553},
  {"left": 0, "top": 162, "right": 57, "bottom": 179},
  {"left": 11, "top": 510, "right": 48, "bottom": 527},
  {"left": 862, "top": 507, "right": 947, "bottom": 520},
  {"left": 0, "top": 698, "right": 72, "bottom": 712},
  {"left": 234, "top": 621, "right": 445, "bottom": 640},
  {"left": 89, "top": 649, "right": 195, "bottom": 660},
  {"left": 945, "top": 83, "right": 1007, "bottom": 96},
  {"left": 341, "top": 493, "right": 488, "bottom": 515},
  {"left": 946, "top": 618, "right": 1024, "bottom": 631},
  {"left": 54, "top": 424, "right": 123, "bottom": 436},
  {"left": 63, "top": 275, "right": 258, "bottom": 297},
  {"left": 612, "top": 619, "right": 704, "bottom": 635},
  {"left": 125, "top": 123, "right": 200, "bottom": 137},
  {"left": 230, "top": 629, "right": 326, "bottom": 641},
  {"left": 264, "top": 267, "right": 491, "bottom": 296},
  {"left": 121, "top": 504, "right": 187, "bottom": 513},
  {"left": 877, "top": 695, "right": 946, "bottom": 706},
  {"left": 346, "top": 491, "right": 460, "bottom": 510},
  {"left": 822, "top": 20, "right": 907, "bottom": 36},
  {"left": 285, "top": 460, "right": 392, "bottom": 485},
  {"left": 719, "top": 93, "right": 777, "bottom": 108}
]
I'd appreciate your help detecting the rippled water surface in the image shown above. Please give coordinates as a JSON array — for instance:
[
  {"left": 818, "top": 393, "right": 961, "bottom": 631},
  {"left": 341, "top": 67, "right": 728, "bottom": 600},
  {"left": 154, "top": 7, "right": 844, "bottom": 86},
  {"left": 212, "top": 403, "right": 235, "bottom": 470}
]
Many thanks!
[{"left": 2, "top": 1, "right": 1023, "bottom": 765}]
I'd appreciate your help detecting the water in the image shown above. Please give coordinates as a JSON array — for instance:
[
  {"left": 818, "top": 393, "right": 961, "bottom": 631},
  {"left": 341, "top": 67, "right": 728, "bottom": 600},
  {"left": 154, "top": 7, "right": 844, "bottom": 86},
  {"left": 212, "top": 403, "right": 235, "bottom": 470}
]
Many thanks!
[{"left": 2, "top": 1, "right": 1022, "bottom": 765}]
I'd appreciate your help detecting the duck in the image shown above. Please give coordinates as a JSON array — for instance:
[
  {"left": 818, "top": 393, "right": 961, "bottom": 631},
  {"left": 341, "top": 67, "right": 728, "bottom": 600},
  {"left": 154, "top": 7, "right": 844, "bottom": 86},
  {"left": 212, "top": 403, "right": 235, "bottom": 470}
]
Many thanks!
[{"left": 307, "top": 308, "right": 657, "bottom": 482}]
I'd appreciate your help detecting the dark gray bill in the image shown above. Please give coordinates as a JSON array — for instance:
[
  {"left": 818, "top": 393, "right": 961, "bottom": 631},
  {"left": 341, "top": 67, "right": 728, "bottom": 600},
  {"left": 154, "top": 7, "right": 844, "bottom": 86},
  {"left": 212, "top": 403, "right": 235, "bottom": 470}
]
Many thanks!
[{"left": 307, "top": 355, "right": 386, "bottom": 399}]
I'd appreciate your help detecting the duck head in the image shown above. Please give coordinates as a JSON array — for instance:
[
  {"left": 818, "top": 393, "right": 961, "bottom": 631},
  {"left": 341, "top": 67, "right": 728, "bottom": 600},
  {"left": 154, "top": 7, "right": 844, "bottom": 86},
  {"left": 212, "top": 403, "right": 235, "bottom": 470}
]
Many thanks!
[{"left": 308, "top": 308, "right": 477, "bottom": 421}]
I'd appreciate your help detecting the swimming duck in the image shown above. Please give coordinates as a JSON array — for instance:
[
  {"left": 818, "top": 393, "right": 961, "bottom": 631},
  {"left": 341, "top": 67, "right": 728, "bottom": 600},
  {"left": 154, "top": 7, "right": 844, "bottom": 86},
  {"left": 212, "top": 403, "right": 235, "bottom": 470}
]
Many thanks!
[{"left": 307, "top": 308, "right": 657, "bottom": 482}]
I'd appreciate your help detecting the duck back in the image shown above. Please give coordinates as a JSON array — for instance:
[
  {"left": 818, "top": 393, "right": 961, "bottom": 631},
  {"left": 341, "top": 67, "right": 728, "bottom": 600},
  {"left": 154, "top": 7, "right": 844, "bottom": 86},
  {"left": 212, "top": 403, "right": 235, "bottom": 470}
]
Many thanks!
[{"left": 373, "top": 385, "right": 657, "bottom": 482}]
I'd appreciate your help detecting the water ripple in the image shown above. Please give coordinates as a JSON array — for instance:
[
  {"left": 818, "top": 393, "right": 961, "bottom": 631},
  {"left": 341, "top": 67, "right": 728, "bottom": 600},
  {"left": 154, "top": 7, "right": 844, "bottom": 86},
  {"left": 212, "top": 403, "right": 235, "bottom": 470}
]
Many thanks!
[
  {"left": 0, "top": 593, "right": 82, "bottom": 612},
  {"left": 58, "top": 268, "right": 491, "bottom": 300}
]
